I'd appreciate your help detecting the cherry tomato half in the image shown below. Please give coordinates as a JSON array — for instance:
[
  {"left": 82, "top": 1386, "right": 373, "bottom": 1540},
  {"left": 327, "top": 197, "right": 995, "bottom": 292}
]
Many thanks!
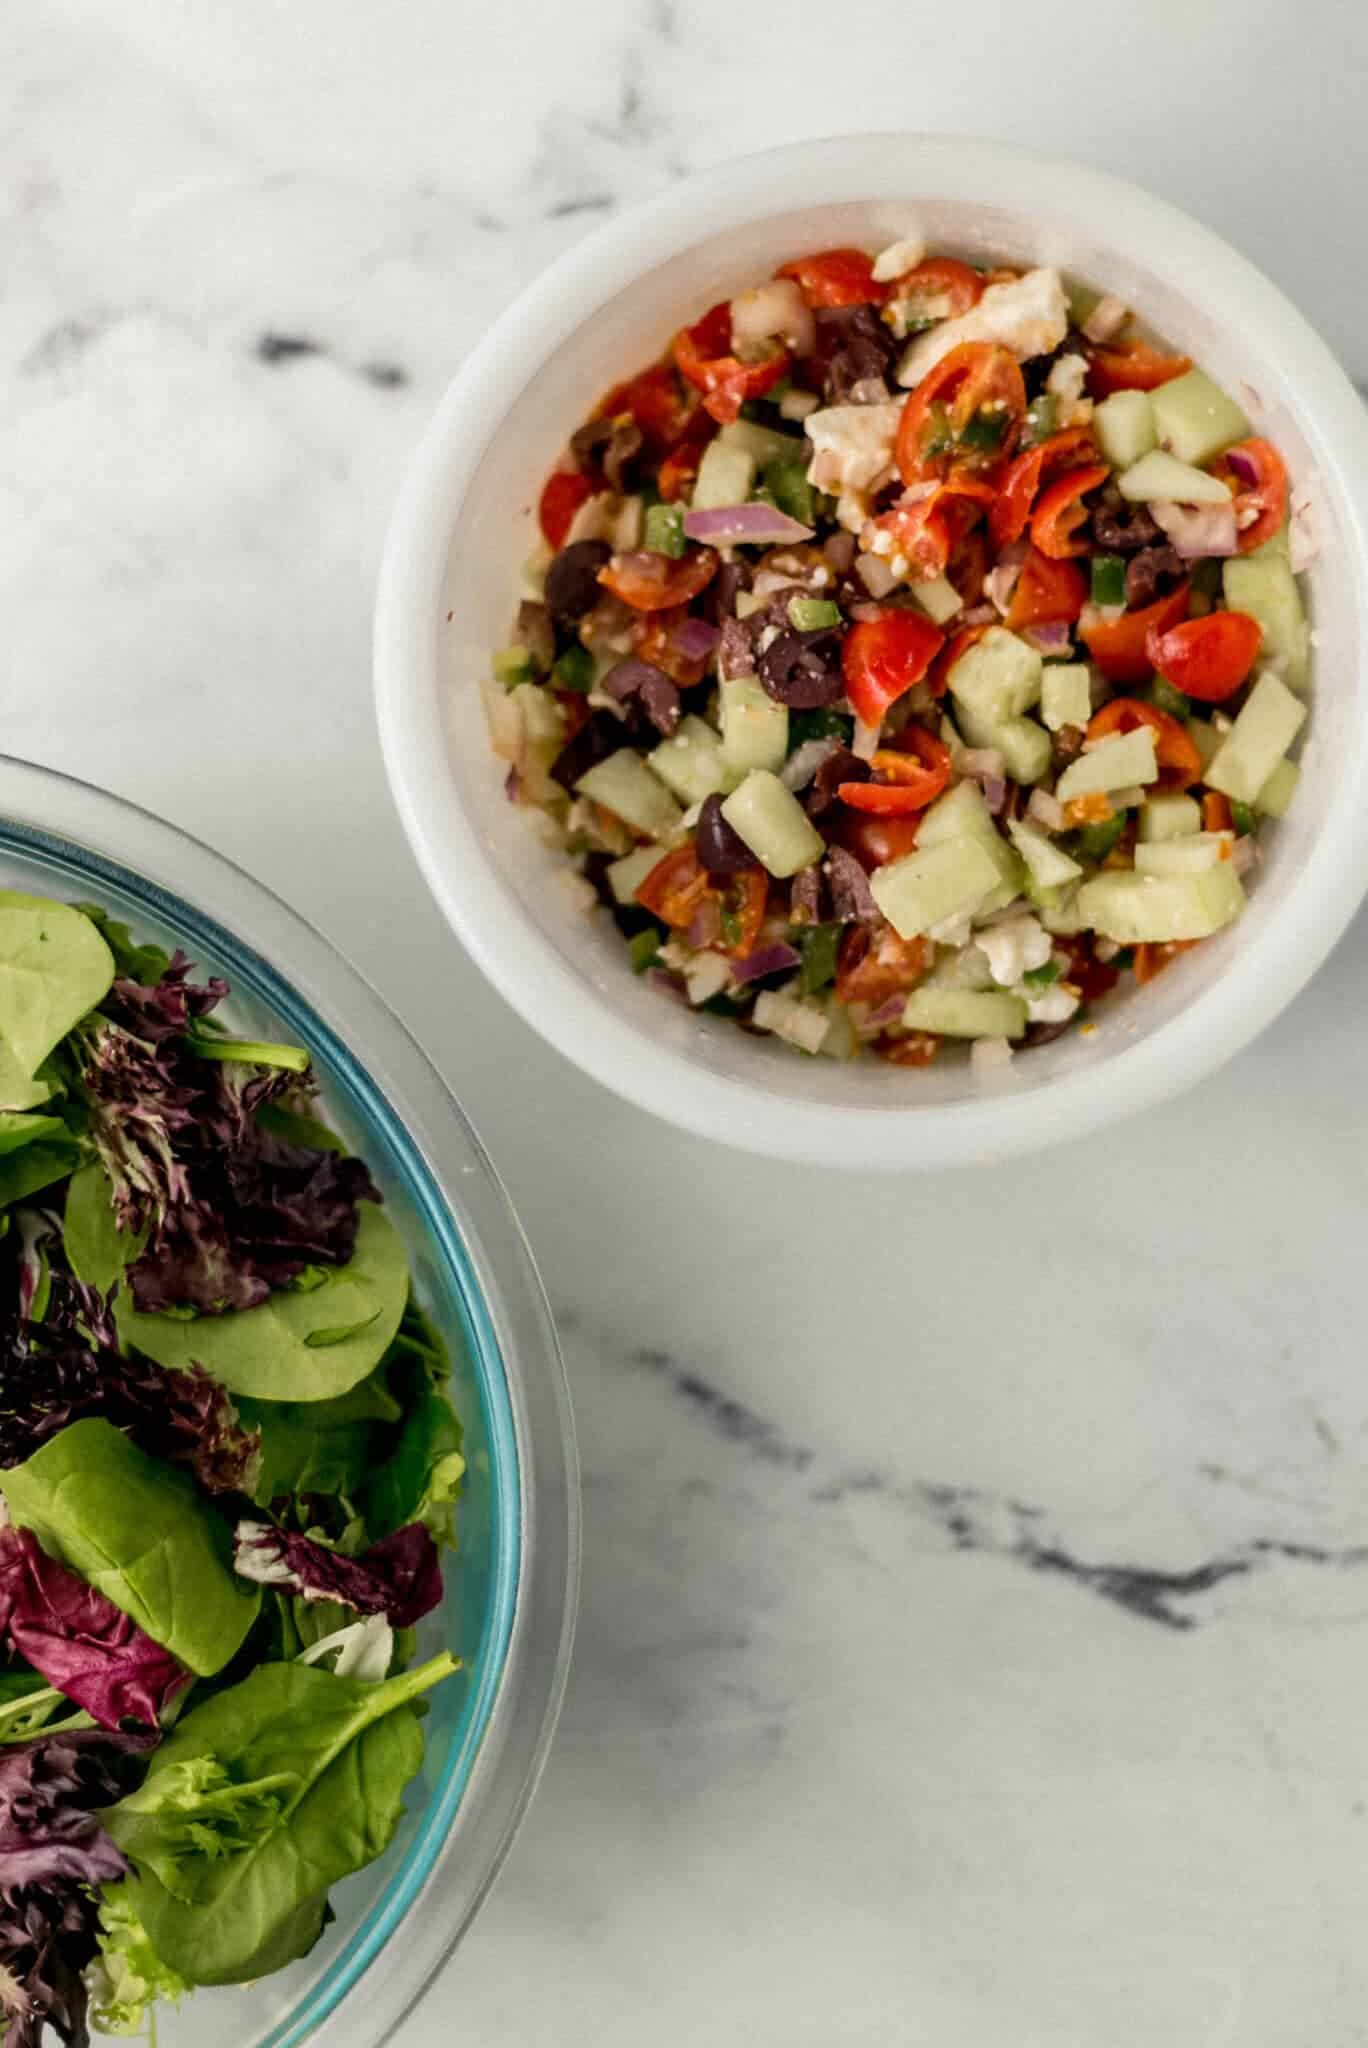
[
  {"left": 1030, "top": 463, "right": 1110, "bottom": 559},
  {"left": 990, "top": 426, "right": 1098, "bottom": 550},
  {"left": 928, "top": 621, "right": 990, "bottom": 698},
  {"left": 1004, "top": 547, "right": 1087, "bottom": 633},
  {"left": 895, "top": 343, "right": 1026, "bottom": 485},
  {"left": 1132, "top": 939, "right": 1199, "bottom": 985},
  {"left": 538, "top": 470, "right": 593, "bottom": 550},
  {"left": 834, "top": 924, "right": 932, "bottom": 1005},
  {"left": 635, "top": 845, "right": 712, "bottom": 928},
  {"left": 840, "top": 610, "right": 946, "bottom": 727},
  {"left": 866, "top": 474, "right": 997, "bottom": 581},
  {"left": 631, "top": 606, "right": 711, "bottom": 687},
  {"left": 672, "top": 301, "right": 789, "bottom": 425},
  {"left": 838, "top": 730, "right": 952, "bottom": 814},
  {"left": 829, "top": 811, "right": 922, "bottom": 870},
  {"left": 595, "top": 361, "right": 699, "bottom": 453},
  {"left": 1086, "top": 339, "right": 1192, "bottom": 397},
  {"left": 776, "top": 247, "right": 886, "bottom": 308},
  {"left": 1146, "top": 610, "right": 1262, "bottom": 703},
  {"left": 1209, "top": 438, "right": 1289, "bottom": 555},
  {"left": 1080, "top": 582, "right": 1190, "bottom": 685},
  {"left": 1087, "top": 697, "right": 1203, "bottom": 791},
  {"left": 598, "top": 547, "right": 719, "bottom": 613},
  {"left": 886, "top": 257, "right": 984, "bottom": 319}
]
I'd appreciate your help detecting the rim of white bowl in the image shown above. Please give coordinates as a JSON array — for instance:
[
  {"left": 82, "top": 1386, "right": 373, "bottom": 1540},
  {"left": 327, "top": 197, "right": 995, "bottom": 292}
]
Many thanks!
[{"left": 376, "top": 132, "right": 1368, "bottom": 1170}]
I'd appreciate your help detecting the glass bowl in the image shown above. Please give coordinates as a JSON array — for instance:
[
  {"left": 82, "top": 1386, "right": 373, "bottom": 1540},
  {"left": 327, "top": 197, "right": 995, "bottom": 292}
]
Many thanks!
[{"left": 0, "top": 755, "right": 579, "bottom": 2046}]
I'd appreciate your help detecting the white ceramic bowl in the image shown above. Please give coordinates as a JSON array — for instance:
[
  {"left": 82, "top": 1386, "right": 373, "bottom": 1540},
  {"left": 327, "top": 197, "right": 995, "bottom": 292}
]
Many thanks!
[{"left": 376, "top": 133, "right": 1368, "bottom": 1170}]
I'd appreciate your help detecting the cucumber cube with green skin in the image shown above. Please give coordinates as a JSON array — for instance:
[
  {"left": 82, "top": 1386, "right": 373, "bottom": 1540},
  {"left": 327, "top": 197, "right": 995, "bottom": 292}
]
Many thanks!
[
  {"left": 1117, "top": 449, "right": 1233, "bottom": 506},
  {"left": 1205, "top": 672, "right": 1307, "bottom": 803},
  {"left": 692, "top": 440, "right": 756, "bottom": 511},
  {"left": 1007, "top": 818, "right": 1083, "bottom": 889},
  {"left": 1134, "top": 832, "right": 1233, "bottom": 877},
  {"left": 1185, "top": 716, "right": 1224, "bottom": 771},
  {"left": 1256, "top": 755, "right": 1300, "bottom": 817},
  {"left": 648, "top": 716, "right": 732, "bottom": 805},
  {"left": 492, "top": 646, "right": 536, "bottom": 687},
  {"left": 576, "top": 750, "right": 683, "bottom": 841},
  {"left": 719, "top": 675, "right": 788, "bottom": 775},
  {"left": 902, "top": 987, "right": 1028, "bottom": 1039},
  {"left": 716, "top": 418, "right": 807, "bottom": 469},
  {"left": 1150, "top": 368, "right": 1250, "bottom": 466},
  {"left": 1138, "top": 792, "right": 1202, "bottom": 842},
  {"left": 1222, "top": 552, "right": 1309, "bottom": 691},
  {"left": 870, "top": 835, "right": 1003, "bottom": 940},
  {"left": 956, "top": 704, "right": 1052, "bottom": 784},
  {"left": 1093, "top": 389, "right": 1157, "bottom": 469},
  {"left": 1037, "top": 885, "right": 1089, "bottom": 935},
  {"left": 910, "top": 574, "right": 963, "bottom": 627},
  {"left": 947, "top": 627, "right": 1043, "bottom": 726},
  {"left": 607, "top": 842, "right": 669, "bottom": 905},
  {"left": 916, "top": 780, "right": 1025, "bottom": 915},
  {"left": 1056, "top": 728, "right": 1159, "bottom": 800},
  {"left": 720, "top": 771, "right": 824, "bottom": 878},
  {"left": 1040, "top": 663, "right": 1092, "bottom": 733},
  {"left": 1077, "top": 863, "right": 1246, "bottom": 943}
]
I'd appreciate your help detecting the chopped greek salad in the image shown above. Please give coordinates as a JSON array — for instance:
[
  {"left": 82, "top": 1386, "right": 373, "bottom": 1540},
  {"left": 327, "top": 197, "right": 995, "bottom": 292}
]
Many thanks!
[
  {"left": 0, "top": 893, "right": 462, "bottom": 2044},
  {"left": 486, "top": 240, "right": 1311, "bottom": 1068}
]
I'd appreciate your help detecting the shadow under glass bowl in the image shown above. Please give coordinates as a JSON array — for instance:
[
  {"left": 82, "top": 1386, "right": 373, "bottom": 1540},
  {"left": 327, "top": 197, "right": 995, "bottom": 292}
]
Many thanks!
[{"left": 0, "top": 755, "right": 579, "bottom": 2048}]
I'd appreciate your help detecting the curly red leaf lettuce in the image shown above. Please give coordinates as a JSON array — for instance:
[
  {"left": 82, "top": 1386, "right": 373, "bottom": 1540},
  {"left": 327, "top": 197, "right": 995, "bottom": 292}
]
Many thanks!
[
  {"left": 0, "top": 1529, "right": 189, "bottom": 1732},
  {"left": 232, "top": 1521, "right": 442, "bottom": 1630},
  {"left": 77, "top": 958, "right": 378, "bottom": 1316},
  {"left": 0, "top": 1727, "right": 153, "bottom": 2048}
]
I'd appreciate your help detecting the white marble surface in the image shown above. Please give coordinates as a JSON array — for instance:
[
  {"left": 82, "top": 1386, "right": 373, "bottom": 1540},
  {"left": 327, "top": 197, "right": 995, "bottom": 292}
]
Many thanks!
[{"left": 7, "top": 2, "right": 1368, "bottom": 2042}]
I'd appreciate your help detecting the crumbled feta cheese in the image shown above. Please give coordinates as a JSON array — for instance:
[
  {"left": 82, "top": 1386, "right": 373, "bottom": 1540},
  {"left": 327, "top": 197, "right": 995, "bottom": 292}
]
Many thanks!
[
  {"left": 872, "top": 234, "right": 927, "bottom": 283},
  {"left": 1046, "top": 352, "right": 1089, "bottom": 403},
  {"left": 971, "top": 1036, "right": 1015, "bottom": 1076},
  {"left": 1025, "top": 982, "right": 1081, "bottom": 1026},
  {"left": 752, "top": 988, "right": 829, "bottom": 1053},
  {"left": 684, "top": 952, "right": 732, "bottom": 1006},
  {"left": 974, "top": 914, "right": 1052, "bottom": 987},
  {"left": 804, "top": 402, "right": 903, "bottom": 497},
  {"left": 897, "top": 268, "right": 1070, "bottom": 386},
  {"left": 1081, "top": 293, "right": 1129, "bottom": 344}
]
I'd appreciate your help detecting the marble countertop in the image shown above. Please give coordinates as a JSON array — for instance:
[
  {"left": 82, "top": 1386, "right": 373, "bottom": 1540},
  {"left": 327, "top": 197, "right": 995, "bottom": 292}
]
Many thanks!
[{"left": 7, "top": 2, "right": 1368, "bottom": 2041}]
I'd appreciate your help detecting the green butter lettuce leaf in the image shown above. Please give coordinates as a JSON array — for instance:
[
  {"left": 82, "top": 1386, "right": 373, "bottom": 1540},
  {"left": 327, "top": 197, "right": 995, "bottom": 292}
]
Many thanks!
[
  {"left": 0, "top": 891, "right": 114, "bottom": 1077},
  {"left": 360, "top": 1388, "right": 464, "bottom": 1546},
  {"left": 91, "top": 1887, "right": 188, "bottom": 2036},
  {"left": 104, "top": 1654, "right": 456, "bottom": 1985},
  {"left": 238, "top": 1371, "right": 402, "bottom": 1510},
  {"left": 72, "top": 903, "right": 173, "bottom": 987},
  {"left": 0, "top": 1038, "right": 55, "bottom": 1112},
  {"left": 0, "top": 1417, "right": 260, "bottom": 1676}
]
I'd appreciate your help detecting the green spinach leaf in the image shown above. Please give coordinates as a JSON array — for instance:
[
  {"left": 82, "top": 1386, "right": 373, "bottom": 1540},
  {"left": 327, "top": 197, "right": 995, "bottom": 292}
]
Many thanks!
[
  {"left": 0, "top": 1418, "right": 260, "bottom": 1676},
  {"left": 63, "top": 1159, "right": 147, "bottom": 1292},
  {"left": 72, "top": 904, "right": 173, "bottom": 985},
  {"left": 0, "top": 1140, "right": 80, "bottom": 1208},
  {"left": 104, "top": 1653, "right": 456, "bottom": 1984},
  {"left": 238, "top": 1372, "right": 403, "bottom": 1509},
  {"left": 0, "top": 892, "right": 114, "bottom": 1078},
  {"left": 360, "top": 1388, "right": 464, "bottom": 1545}
]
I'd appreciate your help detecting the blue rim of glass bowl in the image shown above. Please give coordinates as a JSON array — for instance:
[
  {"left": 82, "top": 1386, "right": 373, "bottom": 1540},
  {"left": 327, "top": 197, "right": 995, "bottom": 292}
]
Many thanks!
[{"left": 0, "top": 812, "right": 522, "bottom": 2047}]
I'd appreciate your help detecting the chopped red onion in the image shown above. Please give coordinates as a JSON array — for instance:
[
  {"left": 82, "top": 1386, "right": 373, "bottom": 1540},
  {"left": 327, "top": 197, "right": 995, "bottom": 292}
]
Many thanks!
[
  {"left": 849, "top": 600, "right": 887, "bottom": 624},
  {"left": 984, "top": 541, "right": 1027, "bottom": 617},
  {"left": 686, "top": 900, "right": 722, "bottom": 950},
  {"left": 668, "top": 615, "right": 721, "bottom": 661},
  {"left": 867, "top": 993, "right": 906, "bottom": 1029},
  {"left": 730, "top": 941, "right": 802, "bottom": 985},
  {"left": 1028, "top": 788, "right": 1066, "bottom": 831},
  {"left": 1150, "top": 498, "right": 1238, "bottom": 559},
  {"left": 1021, "top": 620, "right": 1073, "bottom": 655},
  {"left": 958, "top": 746, "right": 1006, "bottom": 782},
  {"left": 962, "top": 603, "right": 996, "bottom": 626},
  {"left": 823, "top": 530, "right": 857, "bottom": 573},
  {"left": 648, "top": 967, "right": 688, "bottom": 1005},
  {"left": 1223, "top": 445, "right": 1259, "bottom": 485},
  {"left": 780, "top": 735, "right": 842, "bottom": 792},
  {"left": 684, "top": 503, "right": 814, "bottom": 546},
  {"left": 981, "top": 775, "right": 1009, "bottom": 813}
]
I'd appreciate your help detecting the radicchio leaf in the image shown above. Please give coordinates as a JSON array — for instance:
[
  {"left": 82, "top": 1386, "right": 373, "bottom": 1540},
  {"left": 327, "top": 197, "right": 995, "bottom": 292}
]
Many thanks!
[
  {"left": 0, "top": 1528, "right": 189, "bottom": 1732},
  {"left": 78, "top": 957, "right": 379, "bottom": 1316},
  {"left": 232, "top": 1521, "right": 442, "bottom": 1630},
  {"left": 0, "top": 1727, "right": 154, "bottom": 2048}
]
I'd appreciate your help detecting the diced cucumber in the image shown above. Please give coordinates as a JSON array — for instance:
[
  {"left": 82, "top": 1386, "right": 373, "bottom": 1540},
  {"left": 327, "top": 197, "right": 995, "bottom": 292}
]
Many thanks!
[
  {"left": 1222, "top": 552, "right": 1309, "bottom": 692},
  {"left": 917, "top": 780, "right": 1025, "bottom": 916},
  {"left": 948, "top": 626, "right": 1043, "bottom": 726},
  {"left": 924, "top": 943, "right": 997, "bottom": 992},
  {"left": 1256, "top": 754, "right": 1300, "bottom": 818},
  {"left": 1093, "top": 389, "right": 1157, "bottom": 469},
  {"left": 818, "top": 999, "right": 859, "bottom": 1060},
  {"left": 1185, "top": 716, "right": 1224, "bottom": 771},
  {"left": 1090, "top": 554, "right": 1128, "bottom": 607},
  {"left": 575, "top": 750, "right": 683, "bottom": 841},
  {"left": 910, "top": 574, "right": 963, "bottom": 626},
  {"left": 1134, "top": 832, "right": 1232, "bottom": 877},
  {"left": 902, "top": 987, "right": 1027, "bottom": 1040},
  {"left": 493, "top": 645, "right": 535, "bottom": 687},
  {"left": 1077, "top": 863, "right": 1246, "bottom": 943},
  {"left": 870, "top": 835, "right": 1003, "bottom": 940},
  {"left": 692, "top": 439, "right": 756, "bottom": 511},
  {"left": 720, "top": 770, "right": 824, "bottom": 878},
  {"left": 1037, "top": 885, "right": 1088, "bottom": 935},
  {"left": 648, "top": 715, "right": 732, "bottom": 804},
  {"left": 1205, "top": 672, "right": 1307, "bottom": 803},
  {"left": 608, "top": 842, "right": 670, "bottom": 905},
  {"left": 1056, "top": 728, "right": 1158, "bottom": 800},
  {"left": 1008, "top": 818, "right": 1083, "bottom": 889},
  {"left": 1040, "top": 663, "right": 1092, "bottom": 733},
  {"left": 1117, "top": 450, "right": 1233, "bottom": 506},
  {"left": 752, "top": 988, "right": 829, "bottom": 1055},
  {"left": 1150, "top": 368, "right": 1249, "bottom": 466},
  {"left": 719, "top": 674, "right": 788, "bottom": 774},
  {"left": 717, "top": 418, "right": 807, "bottom": 469},
  {"left": 957, "top": 704, "right": 1052, "bottom": 783},
  {"left": 1138, "top": 792, "right": 1202, "bottom": 842},
  {"left": 509, "top": 682, "right": 566, "bottom": 747}
]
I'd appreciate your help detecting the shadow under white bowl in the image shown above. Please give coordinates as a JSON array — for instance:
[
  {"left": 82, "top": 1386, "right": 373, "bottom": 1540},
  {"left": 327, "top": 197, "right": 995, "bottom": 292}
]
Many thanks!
[{"left": 376, "top": 133, "right": 1368, "bottom": 1170}]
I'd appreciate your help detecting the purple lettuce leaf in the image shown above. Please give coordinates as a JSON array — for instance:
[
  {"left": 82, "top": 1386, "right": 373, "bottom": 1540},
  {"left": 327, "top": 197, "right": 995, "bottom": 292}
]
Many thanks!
[
  {"left": 0, "top": 1528, "right": 189, "bottom": 1732},
  {"left": 233, "top": 1520, "right": 442, "bottom": 1630},
  {"left": 0, "top": 1271, "right": 260, "bottom": 1499},
  {"left": 0, "top": 1727, "right": 153, "bottom": 2048},
  {"left": 78, "top": 957, "right": 379, "bottom": 1316}
]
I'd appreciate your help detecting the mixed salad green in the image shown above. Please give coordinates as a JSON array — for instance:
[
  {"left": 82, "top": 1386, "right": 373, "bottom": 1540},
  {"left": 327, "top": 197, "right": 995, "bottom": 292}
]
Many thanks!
[
  {"left": 0, "top": 892, "right": 463, "bottom": 2044},
  {"left": 487, "top": 239, "right": 1312, "bottom": 1068}
]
